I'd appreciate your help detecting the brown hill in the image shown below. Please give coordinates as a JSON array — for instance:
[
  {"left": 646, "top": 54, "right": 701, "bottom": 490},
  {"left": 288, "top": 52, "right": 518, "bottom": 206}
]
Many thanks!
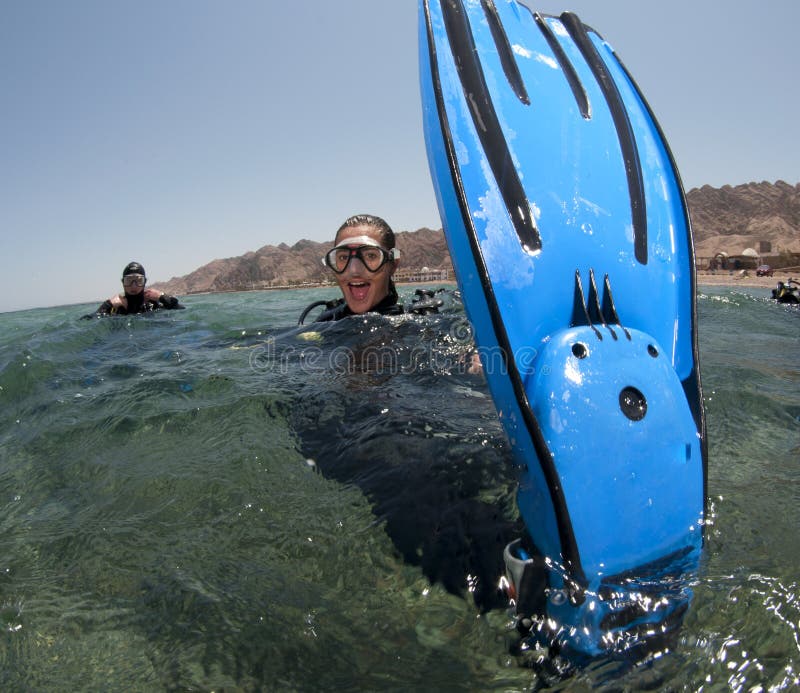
[
  {"left": 687, "top": 180, "right": 800, "bottom": 263},
  {"left": 152, "top": 181, "right": 799, "bottom": 295}
]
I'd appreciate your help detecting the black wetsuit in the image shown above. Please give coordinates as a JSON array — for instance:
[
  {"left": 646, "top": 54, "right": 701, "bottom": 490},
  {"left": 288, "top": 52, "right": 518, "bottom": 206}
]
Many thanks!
[
  {"left": 314, "top": 292, "right": 403, "bottom": 322},
  {"left": 86, "top": 292, "right": 184, "bottom": 317},
  {"left": 299, "top": 287, "right": 443, "bottom": 325}
]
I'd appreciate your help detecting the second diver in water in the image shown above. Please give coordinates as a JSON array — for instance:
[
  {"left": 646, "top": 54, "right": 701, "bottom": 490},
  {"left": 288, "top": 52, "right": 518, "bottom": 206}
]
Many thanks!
[{"left": 84, "top": 261, "right": 185, "bottom": 318}]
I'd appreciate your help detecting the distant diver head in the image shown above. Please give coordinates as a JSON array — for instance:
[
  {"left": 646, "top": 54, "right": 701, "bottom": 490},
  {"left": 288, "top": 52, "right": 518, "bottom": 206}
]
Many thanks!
[
  {"left": 122, "top": 261, "right": 146, "bottom": 278},
  {"left": 121, "top": 261, "right": 146, "bottom": 310}
]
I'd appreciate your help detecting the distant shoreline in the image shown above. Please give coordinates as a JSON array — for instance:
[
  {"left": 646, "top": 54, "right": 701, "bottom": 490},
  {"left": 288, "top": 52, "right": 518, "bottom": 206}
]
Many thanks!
[
  {"left": 173, "top": 274, "right": 794, "bottom": 298},
  {"left": 695, "top": 271, "right": 796, "bottom": 289}
]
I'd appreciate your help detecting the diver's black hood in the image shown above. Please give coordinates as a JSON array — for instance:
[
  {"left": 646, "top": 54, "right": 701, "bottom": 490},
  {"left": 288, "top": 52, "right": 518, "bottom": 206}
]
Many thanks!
[
  {"left": 121, "top": 261, "right": 147, "bottom": 313},
  {"left": 122, "top": 261, "right": 146, "bottom": 277}
]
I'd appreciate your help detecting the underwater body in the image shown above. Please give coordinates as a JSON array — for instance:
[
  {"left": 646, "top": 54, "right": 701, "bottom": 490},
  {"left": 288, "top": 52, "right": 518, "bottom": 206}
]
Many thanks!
[{"left": 0, "top": 286, "right": 797, "bottom": 690}]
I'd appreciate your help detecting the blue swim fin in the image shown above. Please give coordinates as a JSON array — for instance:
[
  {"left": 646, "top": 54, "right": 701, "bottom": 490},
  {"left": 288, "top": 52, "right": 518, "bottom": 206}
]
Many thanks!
[{"left": 419, "top": 0, "right": 707, "bottom": 657}]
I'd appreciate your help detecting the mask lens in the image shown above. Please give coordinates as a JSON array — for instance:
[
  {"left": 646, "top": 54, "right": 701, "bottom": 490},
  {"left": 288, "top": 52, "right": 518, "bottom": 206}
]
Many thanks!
[
  {"left": 359, "top": 247, "right": 386, "bottom": 271},
  {"left": 333, "top": 248, "right": 352, "bottom": 272},
  {"left": 324, "top": 246, "right": 391, "bottom": 274},
  {"left": 123, "top": 274, "right": 146, "bottom": 287}
]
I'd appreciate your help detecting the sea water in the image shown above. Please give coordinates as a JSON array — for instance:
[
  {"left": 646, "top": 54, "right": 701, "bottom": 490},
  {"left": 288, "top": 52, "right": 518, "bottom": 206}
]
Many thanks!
[{"left": 0, "top": 285, "right": 797, "bottom": 690}]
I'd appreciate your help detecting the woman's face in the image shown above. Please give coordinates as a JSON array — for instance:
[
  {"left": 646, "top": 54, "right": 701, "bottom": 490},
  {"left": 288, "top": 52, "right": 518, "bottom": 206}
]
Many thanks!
[{"left": 333, "top": 224, "right": 397, "bottom": 314}]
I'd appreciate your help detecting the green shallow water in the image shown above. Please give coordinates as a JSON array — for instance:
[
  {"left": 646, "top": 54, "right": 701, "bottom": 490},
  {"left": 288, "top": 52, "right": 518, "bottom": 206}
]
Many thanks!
[{"left": 0, "top": 286, "right": 797, "bottom": 690}]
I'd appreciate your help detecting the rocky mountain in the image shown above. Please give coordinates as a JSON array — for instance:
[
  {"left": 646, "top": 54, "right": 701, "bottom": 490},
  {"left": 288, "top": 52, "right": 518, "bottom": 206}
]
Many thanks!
[
  {"left": 686, "top": 180, "right": 799, "bottom": 261},
  {"left": 151, "top": 227, "right": 452, "bottom": 296},
  {"left": 152, "top": 181, "right": 799, "bottom": 295}
]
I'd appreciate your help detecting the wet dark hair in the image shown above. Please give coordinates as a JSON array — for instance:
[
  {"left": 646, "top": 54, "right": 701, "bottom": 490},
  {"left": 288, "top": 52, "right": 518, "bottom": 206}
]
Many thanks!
[{"left": 335, "top": 214, "right": 396, "bottom": 249}]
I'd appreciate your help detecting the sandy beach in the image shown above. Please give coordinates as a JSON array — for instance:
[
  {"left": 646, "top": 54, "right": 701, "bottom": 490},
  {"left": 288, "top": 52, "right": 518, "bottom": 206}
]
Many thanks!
[
  {"left": 403, "top": 274, "right": 794, "bottom": 290},
  {"left": 695, "top": 270, "right": 797, "bottom": 289},
  {"left": 413, "top": 273, "right": 797, "bottom": 290}
]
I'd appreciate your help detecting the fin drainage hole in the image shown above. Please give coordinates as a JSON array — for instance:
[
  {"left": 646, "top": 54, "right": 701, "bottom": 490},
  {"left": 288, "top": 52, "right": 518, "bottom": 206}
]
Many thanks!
[
  {"left": 619, "top": 386, "right": 647, "bottom": 421},
  {"left": 572, "top": 343, "right": 588, "bottom": 359}
]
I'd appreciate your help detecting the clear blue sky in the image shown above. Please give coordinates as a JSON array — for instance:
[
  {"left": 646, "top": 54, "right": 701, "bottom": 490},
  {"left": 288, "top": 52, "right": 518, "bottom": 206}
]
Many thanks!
[{"left": 2, "top": 0, "right": 798, "bottom": 313}]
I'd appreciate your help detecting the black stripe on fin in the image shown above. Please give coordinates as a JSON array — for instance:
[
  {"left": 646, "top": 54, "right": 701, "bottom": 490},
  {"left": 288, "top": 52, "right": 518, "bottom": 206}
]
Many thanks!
[
  {"left": 533, "top": 12, "right": 591, "bottom": 119},
  {"left": 441, "top": 0, "right": 541, "bottom": 254},
  {"left": 602, "top": 274, "right": 631, "bottom": 340},
  {"left": 588, "top": 269, "right": 618, "bottom": 340},
  {"left": 571, "top": 270, "right": 603, "bottom": 340},
  {"left": 560, "top": 12, "right": 648, "bottom": 265},
  {"left": 480, "top": 0, "right": 530, "bottom": 105}
]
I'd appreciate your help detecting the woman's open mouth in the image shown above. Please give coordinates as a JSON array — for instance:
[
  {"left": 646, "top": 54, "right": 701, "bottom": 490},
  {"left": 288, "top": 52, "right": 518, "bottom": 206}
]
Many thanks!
[{"left": 348, "top": 281, "right": 371, "bottom": 303}]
